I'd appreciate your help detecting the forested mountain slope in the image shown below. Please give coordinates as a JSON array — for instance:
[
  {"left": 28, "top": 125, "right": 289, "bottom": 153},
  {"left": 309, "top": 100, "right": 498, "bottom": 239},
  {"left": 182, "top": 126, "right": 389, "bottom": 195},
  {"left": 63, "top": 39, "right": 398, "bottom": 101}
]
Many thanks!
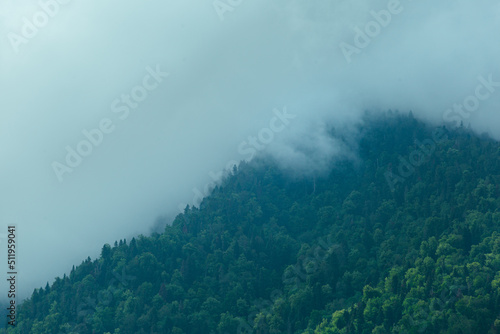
[{"left": 4, "top": 113, "right": 500, "bottom": 334}]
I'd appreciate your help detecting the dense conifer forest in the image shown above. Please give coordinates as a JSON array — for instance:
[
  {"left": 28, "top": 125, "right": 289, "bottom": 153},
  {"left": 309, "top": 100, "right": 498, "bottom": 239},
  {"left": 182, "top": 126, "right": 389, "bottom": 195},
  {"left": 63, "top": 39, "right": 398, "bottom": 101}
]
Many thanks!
[{"left": 4, "top": 113, "right": 500, "bottom": 333}]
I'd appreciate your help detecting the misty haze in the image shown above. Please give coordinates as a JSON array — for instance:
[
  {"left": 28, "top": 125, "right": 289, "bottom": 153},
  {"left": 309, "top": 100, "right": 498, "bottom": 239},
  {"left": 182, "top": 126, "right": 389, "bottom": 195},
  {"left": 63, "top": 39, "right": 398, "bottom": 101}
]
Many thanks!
[{"left": 1, "top": 0, "right": 500, "bottom": 333}]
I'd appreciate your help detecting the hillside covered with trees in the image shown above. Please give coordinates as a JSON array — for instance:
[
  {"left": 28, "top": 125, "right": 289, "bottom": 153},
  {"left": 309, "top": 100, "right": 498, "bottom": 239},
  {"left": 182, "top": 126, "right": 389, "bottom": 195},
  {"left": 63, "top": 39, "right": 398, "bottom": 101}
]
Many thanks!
[{"left": 3, "top": 113, "right": 500, "bottom": 333}]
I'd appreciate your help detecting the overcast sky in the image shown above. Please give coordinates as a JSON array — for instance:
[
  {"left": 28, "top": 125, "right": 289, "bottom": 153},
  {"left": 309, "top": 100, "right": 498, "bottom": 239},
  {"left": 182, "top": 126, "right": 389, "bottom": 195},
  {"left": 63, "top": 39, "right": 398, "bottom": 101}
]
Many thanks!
[{"left": 1, "top": 0, "right": 499, "bottom": 301}]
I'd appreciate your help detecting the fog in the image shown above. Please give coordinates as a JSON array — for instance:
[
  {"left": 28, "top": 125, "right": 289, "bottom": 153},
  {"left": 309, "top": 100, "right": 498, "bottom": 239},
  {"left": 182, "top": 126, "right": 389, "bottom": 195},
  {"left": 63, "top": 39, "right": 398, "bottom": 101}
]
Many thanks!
[{"left": 0, "top": 0, "right": 499, "bottom": 300}]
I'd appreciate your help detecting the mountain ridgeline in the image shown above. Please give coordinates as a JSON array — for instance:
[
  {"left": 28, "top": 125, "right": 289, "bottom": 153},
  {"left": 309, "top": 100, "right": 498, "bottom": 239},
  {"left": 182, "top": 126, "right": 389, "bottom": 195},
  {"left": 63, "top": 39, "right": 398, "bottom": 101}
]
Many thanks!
[{"left": 4, "top": 113, "right": 500, "bottom": 333}]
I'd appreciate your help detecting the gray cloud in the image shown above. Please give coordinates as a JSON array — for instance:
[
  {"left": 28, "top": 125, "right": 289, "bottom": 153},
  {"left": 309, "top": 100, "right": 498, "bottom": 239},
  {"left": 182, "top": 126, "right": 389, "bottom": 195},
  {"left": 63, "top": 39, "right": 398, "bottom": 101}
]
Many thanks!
[{"left": 0, "top": 0, "right": 499, "bottom": 300}]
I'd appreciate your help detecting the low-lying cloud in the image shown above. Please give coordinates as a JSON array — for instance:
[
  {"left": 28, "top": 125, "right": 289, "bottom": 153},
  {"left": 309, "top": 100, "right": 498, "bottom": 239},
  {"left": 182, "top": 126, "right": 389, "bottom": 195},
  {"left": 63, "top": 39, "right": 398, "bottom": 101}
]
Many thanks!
[{"left": 0, "top": 0, "right": 499, "bottom": 300}]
